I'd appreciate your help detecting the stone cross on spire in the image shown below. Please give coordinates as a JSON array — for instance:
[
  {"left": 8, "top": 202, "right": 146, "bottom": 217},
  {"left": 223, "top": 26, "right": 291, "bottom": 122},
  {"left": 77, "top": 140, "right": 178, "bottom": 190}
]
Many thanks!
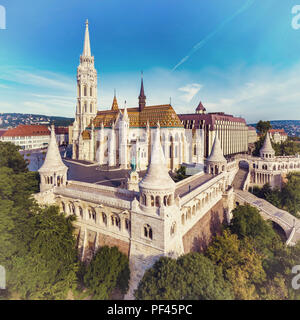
[{"left": 83, "top": 19, "right": 91, "bottom": 57}]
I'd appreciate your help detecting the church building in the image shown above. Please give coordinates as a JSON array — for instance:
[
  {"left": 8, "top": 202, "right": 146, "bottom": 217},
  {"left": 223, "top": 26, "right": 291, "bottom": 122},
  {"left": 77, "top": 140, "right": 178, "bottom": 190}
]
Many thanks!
[{"left": 71, "top": 20, "right": 204, "bottom": 171}]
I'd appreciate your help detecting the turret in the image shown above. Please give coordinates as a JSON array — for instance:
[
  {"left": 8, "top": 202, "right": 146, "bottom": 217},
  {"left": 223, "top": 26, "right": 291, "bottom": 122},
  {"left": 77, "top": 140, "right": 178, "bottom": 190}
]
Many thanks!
[
  {"left": 139, "top": 126, "right": 175, "bottom": 214},
  {"left": 38, "top": 125, "right": 68, "bottom": 192},
  {"left": 260, "top": 132, "right": 275, "bottom": 159},
  {"left": 205, "top": 134, "right": 227, "bottom": 175}
]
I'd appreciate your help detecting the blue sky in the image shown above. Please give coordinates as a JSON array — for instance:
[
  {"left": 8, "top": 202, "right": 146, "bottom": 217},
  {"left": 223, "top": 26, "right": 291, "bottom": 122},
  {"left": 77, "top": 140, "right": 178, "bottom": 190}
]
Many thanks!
[{"left": 0, "top": 0, "right": 300, "bottom": 123}]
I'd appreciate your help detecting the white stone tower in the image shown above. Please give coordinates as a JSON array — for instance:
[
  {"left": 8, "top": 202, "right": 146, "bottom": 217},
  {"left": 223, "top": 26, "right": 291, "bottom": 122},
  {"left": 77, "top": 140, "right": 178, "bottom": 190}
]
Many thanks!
[
  {"left": 260, "top": 132, "right": 275, "bottom": 159},
  {"left": 73, "top": 20, "right": 98, "bottom": 158},
  {"left": 139, "top": 126, "right": 176, "bottom": 215},
  {"left": 205, "top": 135, "right": 227, "bottom": 175},
  {"left": 38, "top": 125, "right": 68, "bottom": 192}
]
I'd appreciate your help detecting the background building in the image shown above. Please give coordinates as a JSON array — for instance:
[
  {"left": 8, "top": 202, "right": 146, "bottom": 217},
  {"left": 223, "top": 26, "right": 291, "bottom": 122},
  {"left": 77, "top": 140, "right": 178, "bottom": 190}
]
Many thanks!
[
  {"left": 179, "top": 102, "right": 249, "bottom": 158},
  {"left": 269, "top": 129, "right": 288, "bottom": 144},
  {"left": 0, "top": 125, "right": 50, "bottom": 150}
]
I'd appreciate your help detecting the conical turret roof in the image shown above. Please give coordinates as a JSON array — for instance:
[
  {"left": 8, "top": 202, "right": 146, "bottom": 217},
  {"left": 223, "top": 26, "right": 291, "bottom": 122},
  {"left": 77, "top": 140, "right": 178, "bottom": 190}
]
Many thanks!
[
  {"left": 38, "top": 125, "right": 67, "bottom": 173},
  {"left": 139, "top": 127, "right": 175, "bottom": 190},
  {"left": 207, "top": 135, "right": 226, "bottom": 163},
  {"left": 260, "top": 132, "right": 275, "bottom": 156}
]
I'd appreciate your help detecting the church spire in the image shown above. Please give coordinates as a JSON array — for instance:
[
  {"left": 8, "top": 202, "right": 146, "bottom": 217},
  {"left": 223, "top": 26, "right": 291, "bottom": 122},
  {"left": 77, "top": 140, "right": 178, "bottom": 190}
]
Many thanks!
[
  {"left": 111, "top": 89, "right": 119, "bottom": 111},
  {"left": 138, "top": 72, "right": 146, "bottom": 112},
  {"left": 83, "top": 19, "right": 91, "bottom": 57}
]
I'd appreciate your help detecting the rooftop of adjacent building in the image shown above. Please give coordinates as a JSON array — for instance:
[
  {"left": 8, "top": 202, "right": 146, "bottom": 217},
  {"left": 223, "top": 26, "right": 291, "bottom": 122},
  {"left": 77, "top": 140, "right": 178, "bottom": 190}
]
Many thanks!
[
  {"left": 2, "top": 124, "right": 50, "bottom": 137},
  {"left": 1, "top": 124, "right": 69, "bottom": 138},
  {"left": 178, "top": 101, "right": 246, "bottom": 129},
  {"left": 269, "top": 129, "right": 288, "bottom": 136}
]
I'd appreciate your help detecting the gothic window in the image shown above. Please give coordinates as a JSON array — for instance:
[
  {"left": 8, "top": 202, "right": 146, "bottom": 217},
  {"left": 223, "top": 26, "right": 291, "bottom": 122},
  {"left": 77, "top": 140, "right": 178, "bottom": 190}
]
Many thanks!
[
  {"left": 102, "top": 213, "right": 107, "bottom": 226},
  {"left": 90, "top": 103, "right": 93, "bottom": 113},
  {"left": 88, "top": 208, "right": 96, "bottom": 221},
  {"left": 144, "top": 224, "right": 153, "bottom": 240},
  {"left": 170, "top": 222, "right": 176, "bottom": 236},
  {"left": 155, "top": 196, "right": 160, "bottom": 207},
  {"left": 84, "top": 86, "right": 87, "bottom": 96},
  {"left": 85, "top": 103, "right": 87, "bottom": 113},
  {"left": 125, "top": 219, "right": 130, "bottom": 231},
  {"left": 111, "top": 215, "right": 121, "bottom": 229},
  {"left": 79, "top": 207, "right": 83, "bottom": 219},
  {"left": 181, "top": 214, "right": 185, "bottom": 225},
  {"left": 61, "top": 202, "right": 65, "bottom": 213},
  {"left": 90, "top": 87, "right": 93, "bottom": 96},
  {"left": 151, "top": 195, "right": 155, "bottom": 207},
  {"left": 164, "top": 195, "right": 168, "bottom": 206},
  {"left": 194, "top": 145, "right": 197, "bottom": 156},
  {"left": 142, "top": 194, "right": 146, "bottom": 206},
  {"left": 169, "top": 145, "right": 172, "bottom": 158}
]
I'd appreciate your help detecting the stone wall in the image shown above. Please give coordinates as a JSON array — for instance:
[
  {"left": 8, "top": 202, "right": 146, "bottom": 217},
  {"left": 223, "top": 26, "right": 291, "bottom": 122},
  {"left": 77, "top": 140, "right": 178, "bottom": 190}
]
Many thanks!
[
  {"left": 182, "top": 199, "right": 225, "bottom": 253},
  {"left": 97, "top": 232, "right": 130, "bottom": 257}
]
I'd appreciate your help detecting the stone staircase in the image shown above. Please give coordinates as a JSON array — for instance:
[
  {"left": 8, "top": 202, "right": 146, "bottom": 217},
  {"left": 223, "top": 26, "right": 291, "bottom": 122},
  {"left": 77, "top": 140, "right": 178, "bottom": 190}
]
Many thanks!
[{"left": 232, "top": 168, "right": 249, "bottom": 190}]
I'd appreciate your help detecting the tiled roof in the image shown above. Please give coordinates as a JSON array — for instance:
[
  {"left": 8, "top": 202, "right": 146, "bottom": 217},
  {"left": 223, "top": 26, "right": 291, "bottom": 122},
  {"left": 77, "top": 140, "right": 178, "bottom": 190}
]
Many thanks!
[
  {"left": 269, "top": 129, "right": 287, "bottom": 135},
  {"left": 55, "top": 127, "right": 69, "bottom": 134},
  {"left": 92, "top": 104, "right": 184, "bottom": 129},
  {"left": 0, "top": 129, "right": 7, "bottom": 137},
  {"left": 2, "top": 125, "right": 50, "bottom": 137},
  {"left": 179, "top": 112, "right": 246, "bottom": 130}
]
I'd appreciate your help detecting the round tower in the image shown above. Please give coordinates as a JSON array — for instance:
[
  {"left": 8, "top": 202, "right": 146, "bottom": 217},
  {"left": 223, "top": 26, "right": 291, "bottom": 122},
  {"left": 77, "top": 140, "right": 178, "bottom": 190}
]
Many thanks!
[
  {"left": 38, "top": 125, "right": 68, "bottom": 192},
  {"left": 260, "top": 132, "right": 275, "bottom": 159},
  {"left": 205, "top": 134, "right": 227, "bottom": 175},
  {"left": 139, "top": 126, "right": 176, "bottom": 214}
]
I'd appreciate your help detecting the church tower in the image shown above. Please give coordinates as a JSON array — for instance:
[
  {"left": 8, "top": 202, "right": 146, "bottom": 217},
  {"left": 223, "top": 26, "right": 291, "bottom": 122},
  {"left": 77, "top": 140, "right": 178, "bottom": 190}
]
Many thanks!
[
  {"left": 75, "top": 20, "right": 98, "bottom": 136},
  {"left": 138, "top": 73, "right": 146, "bottom": 112}
]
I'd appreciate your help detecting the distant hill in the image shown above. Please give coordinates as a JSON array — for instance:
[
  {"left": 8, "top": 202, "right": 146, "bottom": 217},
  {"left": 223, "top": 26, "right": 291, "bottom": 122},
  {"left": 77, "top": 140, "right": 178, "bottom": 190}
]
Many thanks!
[
  {"left": 0, "top": 113, "right": 74, "bottom": 128},
  {"left": 249, "top": 120, "right": 300, "bottom": 137}
]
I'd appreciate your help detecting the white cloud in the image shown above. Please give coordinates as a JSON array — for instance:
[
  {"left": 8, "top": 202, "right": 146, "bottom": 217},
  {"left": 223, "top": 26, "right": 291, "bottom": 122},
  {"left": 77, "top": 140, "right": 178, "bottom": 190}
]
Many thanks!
[{"left": 178, "top": 83, "right": 202, "bottom": 103}]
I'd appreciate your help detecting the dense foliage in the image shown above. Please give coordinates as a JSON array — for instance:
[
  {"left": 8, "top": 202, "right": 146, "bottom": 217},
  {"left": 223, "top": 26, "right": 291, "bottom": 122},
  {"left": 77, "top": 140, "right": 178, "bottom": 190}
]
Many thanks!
[
  {"left": 172, "top": 166, "right": 188, "bottom": 182},
  {"left": 135, "top": 254, "right": 233, "bottom": 300},
  {"left": 83, "top": 246, "right": 130, "bottom": 300},
  {"left": 0, "top": 141, "right": 130, "bottom": 300},
  {"left": 0, "top": 142, "right": 79, "bottom": 299},
  {"left": 256, "top": 120, "right": 272, "bottom": 135},
  {"left": 136, "top": 204, "right": 300, "bottom": 300}
]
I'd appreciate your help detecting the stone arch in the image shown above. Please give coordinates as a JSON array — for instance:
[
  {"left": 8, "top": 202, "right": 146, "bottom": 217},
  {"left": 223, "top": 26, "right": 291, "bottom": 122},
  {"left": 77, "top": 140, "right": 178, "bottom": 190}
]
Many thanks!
[{"left": 155, "top": 196, "right": 160, "bottom": 207}]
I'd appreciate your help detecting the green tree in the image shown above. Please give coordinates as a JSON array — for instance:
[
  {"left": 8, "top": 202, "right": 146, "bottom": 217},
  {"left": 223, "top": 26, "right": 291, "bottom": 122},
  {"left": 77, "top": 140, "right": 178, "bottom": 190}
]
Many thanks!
[
  {"left": 206, "top": 230, "right": 266, "bottom": 300},
  {"left": 84, "top": 246, "right": 130, "bottom": 299},
  {"left": 0, "top": 142, "right": 28, "bottom": 173},
  {"left": 281, "top": 173, "right": 300, "bottom": 217},
  {"left": 256, "top": 120, "right": 272, "bottom": 135},
  {"left": 5, "top": 206, "right": 79, "bottom": 300},
  {"left": 135, "top": 254, "right": 233, "bottom": 300}
]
